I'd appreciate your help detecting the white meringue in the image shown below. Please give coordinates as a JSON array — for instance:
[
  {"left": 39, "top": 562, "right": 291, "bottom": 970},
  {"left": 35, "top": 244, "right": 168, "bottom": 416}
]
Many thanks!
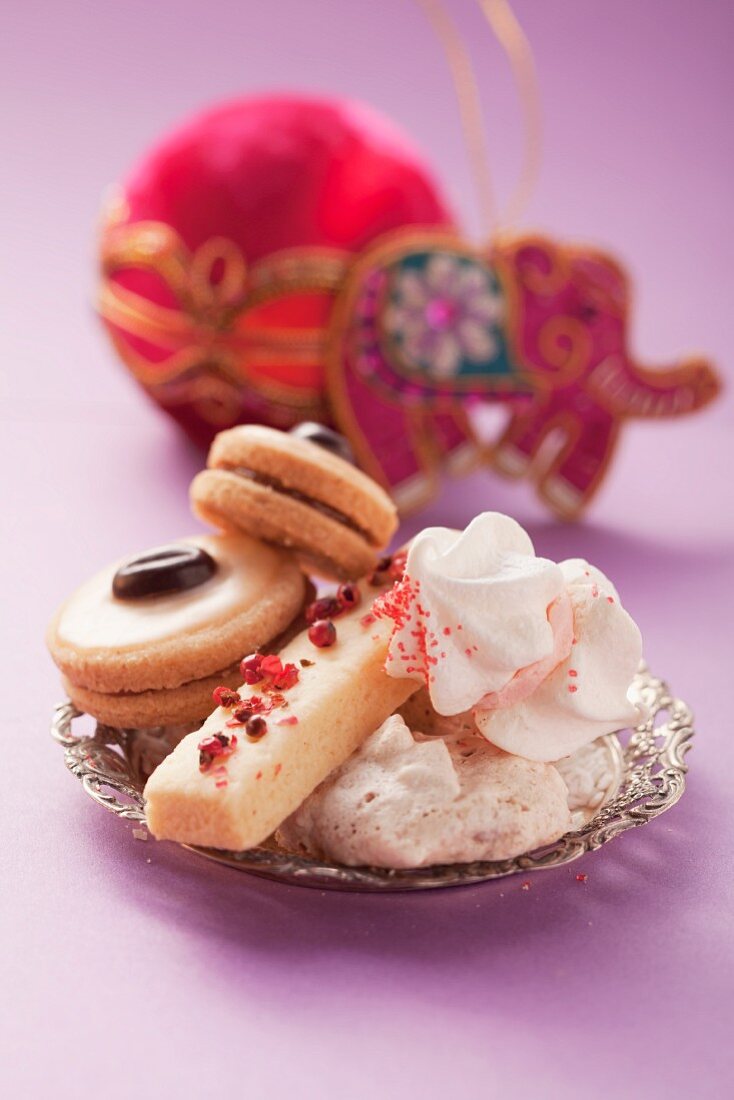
[
  {"left": 474, "top": 558, "right": 643, "bottom": 760},
  {"left": 376, "top": 513, "right": 565, "bottom": 714}
]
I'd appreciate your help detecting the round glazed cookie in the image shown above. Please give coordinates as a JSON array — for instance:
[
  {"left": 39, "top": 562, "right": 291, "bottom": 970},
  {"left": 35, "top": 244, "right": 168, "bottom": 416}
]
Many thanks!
[
  {"left": 59, "top": 664, "right": 243, "bottom": 729},
  {"left": 47, "top": 533, "right": 308, "bottom": 727},
  {"left": 190, "top": 424, "right": 398, "bottom": 579}
]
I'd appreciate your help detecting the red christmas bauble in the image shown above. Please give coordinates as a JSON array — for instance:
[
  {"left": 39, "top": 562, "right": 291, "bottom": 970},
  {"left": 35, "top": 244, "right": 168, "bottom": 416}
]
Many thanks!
[{"left": 99, "top": 94, "right": 454, "bottom": 445}]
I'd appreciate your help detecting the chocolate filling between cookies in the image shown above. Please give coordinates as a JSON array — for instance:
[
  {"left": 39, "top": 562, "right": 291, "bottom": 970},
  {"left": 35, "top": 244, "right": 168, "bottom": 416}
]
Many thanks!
[{"left": 218, "top": 464, "right": 373, "bottom": 543}]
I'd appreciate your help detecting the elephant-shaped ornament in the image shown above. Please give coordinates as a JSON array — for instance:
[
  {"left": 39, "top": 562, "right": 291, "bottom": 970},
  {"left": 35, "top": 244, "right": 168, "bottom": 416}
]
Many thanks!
[{"left": 325, "top": 231, "right": 720, "bottom": 517}]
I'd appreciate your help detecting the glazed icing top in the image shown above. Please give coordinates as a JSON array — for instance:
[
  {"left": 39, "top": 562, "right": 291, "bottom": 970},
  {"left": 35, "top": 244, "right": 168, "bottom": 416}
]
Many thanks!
[{"left": 56, "top": 533, "right": 286, "bottom": 649}]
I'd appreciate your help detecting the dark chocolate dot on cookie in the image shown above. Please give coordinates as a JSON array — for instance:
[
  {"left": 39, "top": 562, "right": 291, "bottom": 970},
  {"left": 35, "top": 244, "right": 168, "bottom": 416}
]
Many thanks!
[
  {"left": 289, "top": 422, "right": 354, "bottom": 464},
  {"left": 112, "top": 545, "right": 217, "bottom": 600}
]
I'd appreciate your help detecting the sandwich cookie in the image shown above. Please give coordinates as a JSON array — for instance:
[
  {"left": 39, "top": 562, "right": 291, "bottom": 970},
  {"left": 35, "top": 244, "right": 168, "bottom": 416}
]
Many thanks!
[
  {"left": 47, "top": 533, "right": 308, "bottom": 727},
  {"left": 190, "top": 423, "right": 398, "bottom": 580}
]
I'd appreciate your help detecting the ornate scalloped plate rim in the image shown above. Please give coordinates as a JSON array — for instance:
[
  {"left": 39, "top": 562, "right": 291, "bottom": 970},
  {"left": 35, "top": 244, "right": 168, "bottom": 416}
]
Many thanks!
[{"left": 51, "top": 663, "right": 693, "bottom": 892}]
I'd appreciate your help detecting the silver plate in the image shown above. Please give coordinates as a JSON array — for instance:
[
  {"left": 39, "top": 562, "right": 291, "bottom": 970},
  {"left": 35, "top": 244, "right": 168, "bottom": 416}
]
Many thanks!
[{"left": 51, "top": 663, "right": 693, "bottom": 891}]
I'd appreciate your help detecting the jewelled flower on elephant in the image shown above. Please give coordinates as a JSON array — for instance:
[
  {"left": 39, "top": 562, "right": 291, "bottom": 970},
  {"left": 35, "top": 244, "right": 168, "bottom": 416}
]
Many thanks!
[{"left": 384, "top": 254, "right": 504, "bottom": 379}]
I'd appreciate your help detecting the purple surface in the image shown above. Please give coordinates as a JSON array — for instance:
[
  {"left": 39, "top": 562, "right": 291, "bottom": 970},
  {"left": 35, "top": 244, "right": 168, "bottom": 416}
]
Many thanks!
[{"left": 3, "top": 2, "right": 733, "bottom": 1097}]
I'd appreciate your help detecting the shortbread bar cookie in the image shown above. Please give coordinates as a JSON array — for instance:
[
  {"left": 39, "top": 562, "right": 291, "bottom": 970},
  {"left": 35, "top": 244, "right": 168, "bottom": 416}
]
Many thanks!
[{"left": 144, "top": 580, "right": 418, "bottom": 850}]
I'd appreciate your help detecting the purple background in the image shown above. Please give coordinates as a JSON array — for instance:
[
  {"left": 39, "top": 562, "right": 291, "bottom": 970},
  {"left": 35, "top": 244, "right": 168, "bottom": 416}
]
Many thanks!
[{"left": 3, "top": 1, "right": 733, "bottom": 1096}]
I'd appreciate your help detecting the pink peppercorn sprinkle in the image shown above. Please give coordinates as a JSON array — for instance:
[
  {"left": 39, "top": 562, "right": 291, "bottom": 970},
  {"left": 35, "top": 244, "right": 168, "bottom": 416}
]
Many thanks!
[
  {"left": 198, "top": 732, "right": 237, "bottom": 772},
  {"left": 305, "top": 595, "right": 342, "bottom": 625},
  {"left": 240, "top": 652, "right": 264, "bottom": 684},
  {"left": 337, "top": 582, "right": 361, "bottom": 612},
  {"left": 212, "top": 686, "right": 241, "bottom": 708},
  {"left": 245, "top": 715, "right": 268, "bottom": 740},
  {"left": 309, "top": 619, "right": 337, "bottom": 648},
  {"left": 258, "top": 654, "right": 300, "bottom": 691}
]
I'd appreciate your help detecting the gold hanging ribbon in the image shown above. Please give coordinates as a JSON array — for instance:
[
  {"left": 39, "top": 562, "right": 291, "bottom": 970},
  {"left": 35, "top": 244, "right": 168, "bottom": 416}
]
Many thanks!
[
  {"left": 478, "top": 0, "right": 542, "bottom": 226},
  {"left": 414, "top": 0, "right": 499, "bottom": 237},
  {"left": 415, "top": 0, "right": 542, "bottom": 237}
]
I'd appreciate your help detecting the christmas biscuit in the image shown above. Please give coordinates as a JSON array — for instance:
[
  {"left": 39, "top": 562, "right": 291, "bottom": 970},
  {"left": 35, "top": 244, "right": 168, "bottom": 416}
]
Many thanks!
[
  {"left": 47, "top": 533, "right": 308, "bottom": 728},
  {"left": 190, "top": 424, "right": 398, "bottom": 579}
]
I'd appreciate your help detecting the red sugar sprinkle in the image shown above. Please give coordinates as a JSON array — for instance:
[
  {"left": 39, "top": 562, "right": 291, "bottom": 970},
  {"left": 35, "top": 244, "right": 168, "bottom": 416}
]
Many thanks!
[
  {"left": 568, "top": 669, "right": 578, "bottom": 677},
  {"left": 568, "top": 685, "right": 578, "bottom": 693},
  {"left": 274, "top": 763, "right": 282, "bottom": 777},
  {"left": 591, "top": 585, "right": 599, "bottom": 598},
  {"left": 607, "top": 596, "right": 615, "bottom": 604},
  {"left": 465, "top": 648, "right": 473, "bottom": 657},
  {"left": 360, "top": 612, "right": 376, "bottom": 627},
  {"left": 256, "top": 770, "right": 263, "bottom": 780},
  {"left": 576, "top": 873, "right": 588, "bottom": 883},
  {"left": 442, "top": 626, "right": 451, "bottom": 636},
  {"left": 277, "top": 715, "right": 299, "bottom": 726}
]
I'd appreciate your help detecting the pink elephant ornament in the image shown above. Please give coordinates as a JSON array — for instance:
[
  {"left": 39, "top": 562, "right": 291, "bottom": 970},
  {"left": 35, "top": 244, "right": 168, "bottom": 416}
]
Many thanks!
[{"left": 326, "top": 230, "right": 720, "bottom": 517}]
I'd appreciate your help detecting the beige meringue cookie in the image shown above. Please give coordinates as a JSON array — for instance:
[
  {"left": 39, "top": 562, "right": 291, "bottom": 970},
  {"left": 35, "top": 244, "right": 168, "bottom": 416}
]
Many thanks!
[{"left": 277, "top": 714, "right": 572, "bottom": 868}]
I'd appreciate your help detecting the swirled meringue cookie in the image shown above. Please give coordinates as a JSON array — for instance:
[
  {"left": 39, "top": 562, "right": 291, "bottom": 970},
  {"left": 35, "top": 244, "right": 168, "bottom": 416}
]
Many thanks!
[
  {"left": 474, "top": 558, "right": 642, "bottom": 760},
  {"left": 375, "top": 513, "right": 566, "bottom": 714},
  {"left": 376, "top": 512, "right": 643, "bottom": 762},
  {"left": 277, "top": 714, "right": 571, "bottom": 868}
]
